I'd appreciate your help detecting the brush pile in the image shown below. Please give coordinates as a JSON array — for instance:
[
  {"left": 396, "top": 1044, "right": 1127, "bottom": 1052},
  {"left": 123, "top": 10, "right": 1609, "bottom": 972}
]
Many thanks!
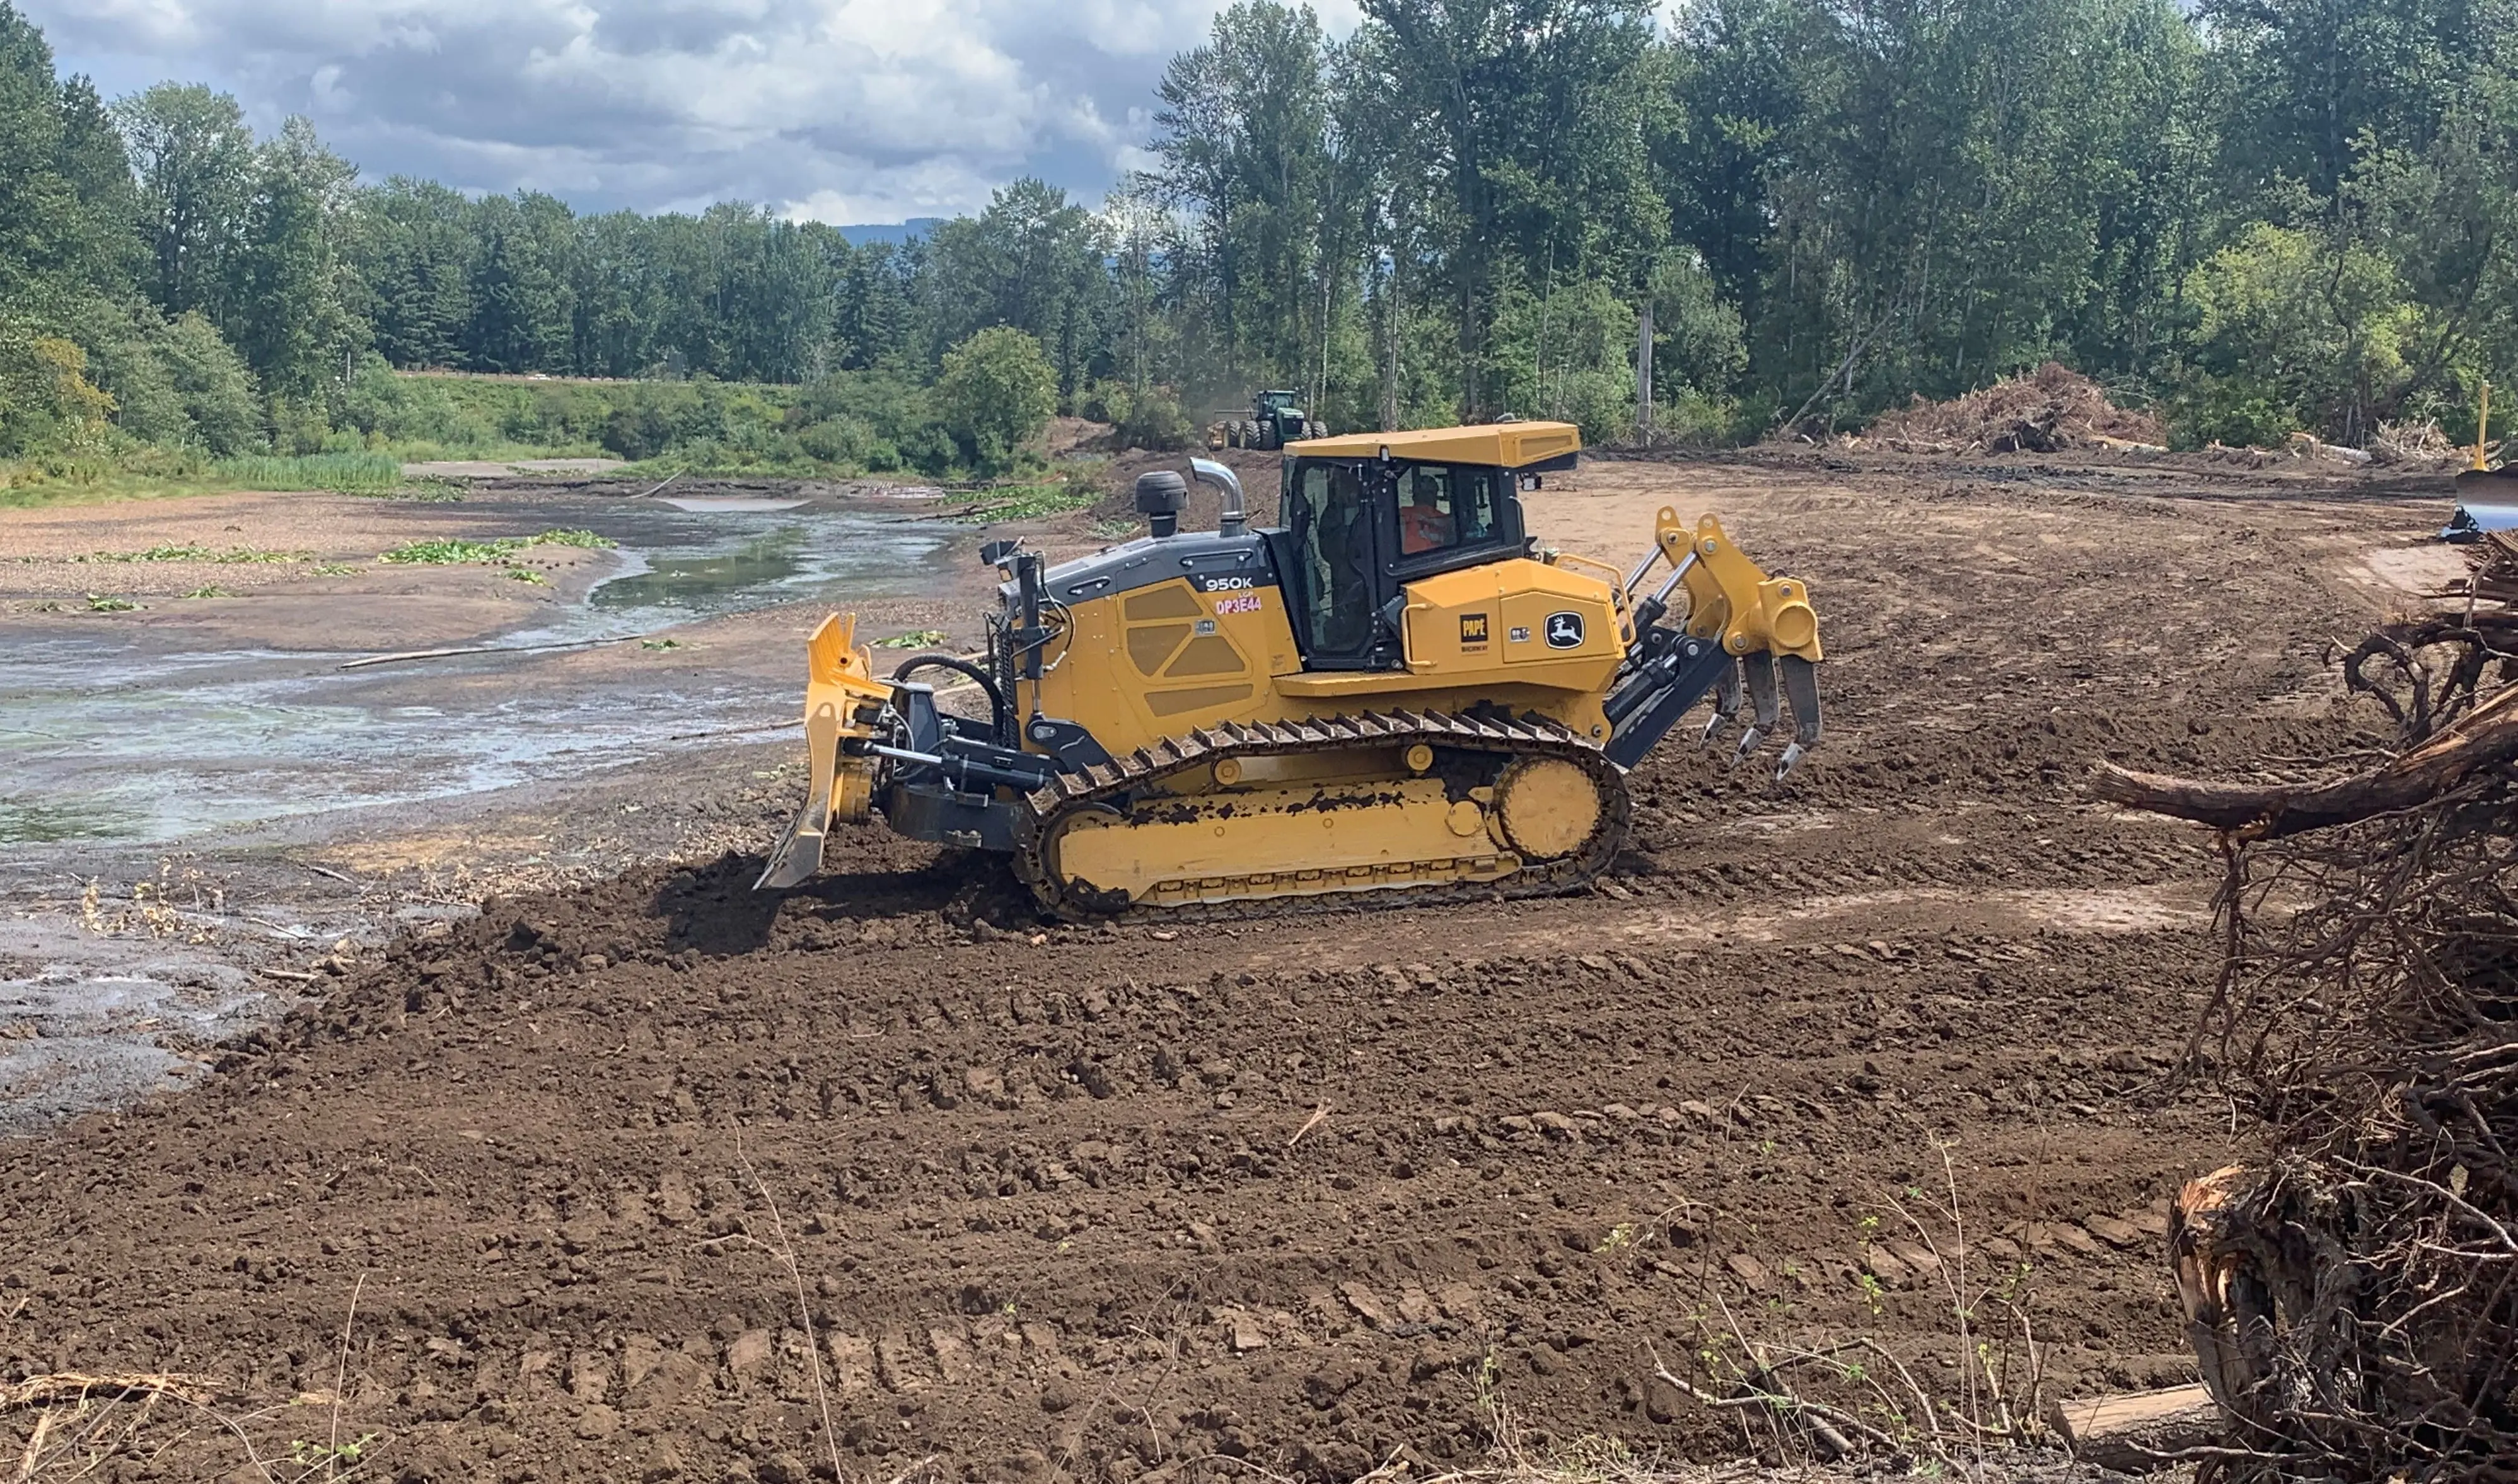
[
  {"left": 2454, "top": 530, "right": 2518, "bottom": 606},
  {"left": 2094, "top": 620, "right": 2518, "bottom": 1481},
  {"left": 1856, "top": 362, "right": 2166, "bottom": 454}
]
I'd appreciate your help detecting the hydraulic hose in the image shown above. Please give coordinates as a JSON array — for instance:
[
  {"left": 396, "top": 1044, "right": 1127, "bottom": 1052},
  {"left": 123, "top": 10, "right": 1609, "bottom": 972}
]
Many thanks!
[{"left": 890, "top": 655, "right": 1011, "bottom": 743}]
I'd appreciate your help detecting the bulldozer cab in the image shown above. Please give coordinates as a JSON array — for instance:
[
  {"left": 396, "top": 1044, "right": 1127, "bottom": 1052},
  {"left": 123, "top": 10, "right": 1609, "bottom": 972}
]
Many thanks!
[{"left": 1276, "top": 445, "right": 1538, "bottom": 671}]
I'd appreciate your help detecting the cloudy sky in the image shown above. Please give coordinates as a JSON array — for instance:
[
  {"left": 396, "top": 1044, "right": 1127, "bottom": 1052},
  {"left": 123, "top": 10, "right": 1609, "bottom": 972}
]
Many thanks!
[{"left": 23, "top": 0, "right": 1384, "bottom": 224}]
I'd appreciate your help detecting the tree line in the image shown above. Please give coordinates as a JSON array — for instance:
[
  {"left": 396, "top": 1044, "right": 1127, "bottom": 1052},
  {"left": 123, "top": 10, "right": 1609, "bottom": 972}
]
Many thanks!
[{"left": 6, "top": 0, "right": 2517, "bottom": 466}]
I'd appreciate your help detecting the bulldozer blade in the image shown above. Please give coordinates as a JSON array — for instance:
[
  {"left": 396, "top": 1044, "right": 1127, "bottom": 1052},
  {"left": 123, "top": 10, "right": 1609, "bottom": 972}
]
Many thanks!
[
  {"left": 1730, "top": 652, "right": 1781, "bottom": 768},
  {"left": 755, "top": 808, "right": 829, "bottom": 890},
  {"left": 755, "top": 613, "right": 893, "bottom": 891},
  {"left": 756, "top": 695, "right": 845, "bottom": 890},
  {"left": 1700, "top": 658, "right": 1744, "bottom": 746}
]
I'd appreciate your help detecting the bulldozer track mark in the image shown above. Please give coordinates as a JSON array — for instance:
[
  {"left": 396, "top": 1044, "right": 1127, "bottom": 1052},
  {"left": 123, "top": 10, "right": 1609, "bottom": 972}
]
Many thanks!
[{"left": 1014, "top": 708, "right": 1630, "bottom": 920}]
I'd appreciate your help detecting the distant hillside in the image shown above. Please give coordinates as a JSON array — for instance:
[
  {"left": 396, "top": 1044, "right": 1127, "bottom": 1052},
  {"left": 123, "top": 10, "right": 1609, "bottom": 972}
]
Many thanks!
[{"left": 837, "top": 219, "right": 943, "bottom": 247}]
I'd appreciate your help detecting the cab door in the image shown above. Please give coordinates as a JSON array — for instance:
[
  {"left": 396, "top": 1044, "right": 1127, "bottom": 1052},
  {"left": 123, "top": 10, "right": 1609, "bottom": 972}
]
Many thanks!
[{"left": 1283, "top": 459, "right": 1400, "bottom": 670}]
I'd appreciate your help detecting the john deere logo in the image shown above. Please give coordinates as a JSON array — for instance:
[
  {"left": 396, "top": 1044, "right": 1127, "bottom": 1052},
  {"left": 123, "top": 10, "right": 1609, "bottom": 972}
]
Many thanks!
[
  {"left": 1459, "top": 613, "right": 1490, "bottom": 644},
  {"left": 1544, "top": 611, "right": 1586, "bottom": 649}
]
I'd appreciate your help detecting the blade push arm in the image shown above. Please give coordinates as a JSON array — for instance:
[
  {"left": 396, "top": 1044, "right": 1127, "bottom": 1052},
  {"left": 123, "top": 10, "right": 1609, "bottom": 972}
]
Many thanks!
[{"left": 1603, "top": 511, "right": 1824, "bottom": 776}]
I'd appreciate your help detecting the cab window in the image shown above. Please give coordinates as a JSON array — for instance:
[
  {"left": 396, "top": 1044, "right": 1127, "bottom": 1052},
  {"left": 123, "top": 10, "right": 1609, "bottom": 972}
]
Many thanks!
[
  {"left": 1395, "top": 463, "right": 1502, "bottom": 557},
  {"left": 1292, "top": 461, "right": 1374, "bottom": 656}
]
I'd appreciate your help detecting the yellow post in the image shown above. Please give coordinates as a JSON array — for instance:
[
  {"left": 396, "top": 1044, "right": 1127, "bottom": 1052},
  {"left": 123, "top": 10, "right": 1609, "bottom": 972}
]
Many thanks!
[{"left": 2478, "top": 382, "right": 2495, "bottom": 472}]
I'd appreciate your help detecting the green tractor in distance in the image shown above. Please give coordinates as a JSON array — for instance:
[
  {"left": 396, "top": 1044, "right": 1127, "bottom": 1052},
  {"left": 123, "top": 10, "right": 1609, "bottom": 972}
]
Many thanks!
[{"left": 1214, "top": 390, "right": 1316, "bottom": 451}]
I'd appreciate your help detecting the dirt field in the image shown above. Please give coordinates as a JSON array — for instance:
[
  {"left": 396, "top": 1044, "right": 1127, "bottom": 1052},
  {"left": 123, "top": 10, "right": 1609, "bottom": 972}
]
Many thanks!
[{"left": 0, "top": 449, "right": 2460, "bottom": 1481}]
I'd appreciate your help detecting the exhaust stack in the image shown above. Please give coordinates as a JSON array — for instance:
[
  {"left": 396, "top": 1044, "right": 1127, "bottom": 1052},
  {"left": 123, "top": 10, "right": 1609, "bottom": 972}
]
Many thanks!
[{"left": 1192, "top": 458, "right": 1248, "bottom": 536}]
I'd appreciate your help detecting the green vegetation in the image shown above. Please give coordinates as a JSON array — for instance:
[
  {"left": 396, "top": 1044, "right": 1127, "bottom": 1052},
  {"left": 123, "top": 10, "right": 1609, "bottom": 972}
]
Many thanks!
[
  {"left": 963, "top": 482, "right": 1101, "bottom": 523},
  {"left": 937, "top": 327, "right": 1059, "bottom": 472},
  {"left": 212, "top": 451, "right": 400, "bottom": 492},
  {"left": 5, "top": 0, "right": 2515, "bottom": 490},
  {"left": 378, "top": 538, "right": 518, "bottom": 565},
  {"left": 83, "top": 543, "right": 308, "bottom": 562},
  {"left": 873, "top": 629, "right": 951, "bottom": 649},
  {"left": 378, "top": 528, "right": 615, "bottom": 565}
]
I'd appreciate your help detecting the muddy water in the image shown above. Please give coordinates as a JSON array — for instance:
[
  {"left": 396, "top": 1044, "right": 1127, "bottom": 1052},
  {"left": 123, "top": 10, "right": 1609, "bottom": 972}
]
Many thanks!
[{"left": 0, "top": 499, "right": 955, "bottom": 847}]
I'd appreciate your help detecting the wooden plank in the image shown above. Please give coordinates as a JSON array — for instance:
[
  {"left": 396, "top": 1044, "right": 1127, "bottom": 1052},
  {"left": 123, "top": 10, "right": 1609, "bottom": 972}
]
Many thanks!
[{"left": 2047, "top": 1383, "right": 2220, "bottom": 1471}]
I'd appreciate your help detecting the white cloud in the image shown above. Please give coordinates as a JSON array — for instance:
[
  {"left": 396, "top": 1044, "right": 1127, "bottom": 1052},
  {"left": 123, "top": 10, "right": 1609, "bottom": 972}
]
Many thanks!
[{"left": 25, "top": 0, "right": 1339, "bottom": 221}]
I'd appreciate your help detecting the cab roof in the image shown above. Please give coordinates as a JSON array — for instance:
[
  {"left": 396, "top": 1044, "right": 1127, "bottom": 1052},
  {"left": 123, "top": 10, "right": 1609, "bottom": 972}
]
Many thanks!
[{"left": 1288, "top": 421, "right": 1581, "bottom": 470}]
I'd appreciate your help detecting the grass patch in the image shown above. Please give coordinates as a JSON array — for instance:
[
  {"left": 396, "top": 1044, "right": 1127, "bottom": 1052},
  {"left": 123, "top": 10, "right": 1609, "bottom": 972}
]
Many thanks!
[
  {"left": 0, "top": 449, "right": 408, "bottom": 509},
  {"left": 310, "top": 563, "right": 362, "bottom": 577},
  {"left": 378, "top": 528, "right": 617, "bottom": 565},
  {"left": 523, "top": 528, "right": 613, "bottom": 548},
  {"left": 211, "top": 451, "right": 404, "bottom": 494},
  {"left": 378, "top": 538, "right": 514, "bottom": 565},
  {"left": 181, "top": 585, "right": 233, "bottom": 598},
  {"left": 83, "top": 593, "right": 139, "bottom": 612},
  {"left": 963, "top": 481, "right": 1099, "bottom": 522},
  {"left": 640, "top": 638, "right": 682, "bottom": 651},
  {"left": 81, "top": 544, "right": 310, "bottom": 564},
  {"left": 874, "top": 629, "right": 952, "bottom": 649},
  {"left": 506, "top": 567, "right": 548, "bottom": 584}
]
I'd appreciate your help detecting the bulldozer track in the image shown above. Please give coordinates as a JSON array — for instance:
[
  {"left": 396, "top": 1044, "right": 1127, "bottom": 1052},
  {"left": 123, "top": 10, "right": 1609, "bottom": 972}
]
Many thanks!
[{"left": 1012, "top": 708, "right": 1630, "bottom": 922}]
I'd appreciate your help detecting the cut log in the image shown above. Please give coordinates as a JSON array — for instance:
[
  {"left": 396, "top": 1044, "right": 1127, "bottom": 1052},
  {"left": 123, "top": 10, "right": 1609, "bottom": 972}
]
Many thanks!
[
  {"left": 2091, "top": 685, "right": 2518, "bottom": 838},
  {"left": 2046, "top": 1383, "right": 2223, "bottom": 1471}
]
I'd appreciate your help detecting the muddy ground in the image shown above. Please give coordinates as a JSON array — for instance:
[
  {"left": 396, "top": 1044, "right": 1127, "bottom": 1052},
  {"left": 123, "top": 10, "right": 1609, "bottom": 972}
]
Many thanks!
[{"left": 0, "top": 448, "right": 2467, "bottom": 1482}]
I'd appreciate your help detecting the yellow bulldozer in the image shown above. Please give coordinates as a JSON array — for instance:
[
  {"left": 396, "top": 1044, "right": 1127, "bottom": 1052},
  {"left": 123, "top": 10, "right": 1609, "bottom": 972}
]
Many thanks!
[{"left": 758, "top": 422, "right": 1823, "bottom": 915}]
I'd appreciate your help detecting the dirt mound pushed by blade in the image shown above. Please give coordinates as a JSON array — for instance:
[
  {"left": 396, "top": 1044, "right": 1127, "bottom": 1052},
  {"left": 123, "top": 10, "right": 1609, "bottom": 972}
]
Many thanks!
[{"left": 1858, "top": 363, "right": 2165, "bottom": 455}]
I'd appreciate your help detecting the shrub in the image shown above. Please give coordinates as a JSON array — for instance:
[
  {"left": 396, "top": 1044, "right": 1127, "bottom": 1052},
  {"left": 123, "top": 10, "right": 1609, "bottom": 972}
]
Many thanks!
[
  {"left": 1117, "top": 385, "right": 1194, "bottom": 451},
  {"left": 2168, "top": 223, "right": 2417, "bottom": 446},
  {"left": 158, "top": 312, "right": 263, "bottom": 454},
  {"left": 600, "top": 402, "right": 675, "bottom": 460},
  {"left": 899, "top": 422, "right": 958, "bottom": 477},
  {"left": 797, "top": 417, "right": 873, "bottom": 466},
  {"left": 0, "top": 326, "right": 117, "bottom": 456},
  {"left": 936, "top": 327, "right": 1056, "bottom": 474}
]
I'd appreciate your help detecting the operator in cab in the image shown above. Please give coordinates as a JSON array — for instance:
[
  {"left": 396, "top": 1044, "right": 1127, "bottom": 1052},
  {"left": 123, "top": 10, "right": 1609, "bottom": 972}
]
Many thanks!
[{"left": 1399, "top": 467, "right": 1456, "bottom": 554}]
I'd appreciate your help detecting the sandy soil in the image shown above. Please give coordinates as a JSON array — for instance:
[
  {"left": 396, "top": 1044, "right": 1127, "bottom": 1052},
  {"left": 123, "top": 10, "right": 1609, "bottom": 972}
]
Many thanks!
[
  {"left": 0, "top": 488, "right": 624, "bottom": 651},
  {"left": 0, "top": 449, "right": 2463, "bottom": 1482}
]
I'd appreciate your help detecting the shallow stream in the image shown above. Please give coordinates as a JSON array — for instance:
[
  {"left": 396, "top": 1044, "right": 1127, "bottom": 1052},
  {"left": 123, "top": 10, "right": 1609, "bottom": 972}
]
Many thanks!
[{"left": 0, "top": 496, "right": 954, "bottom": 846}]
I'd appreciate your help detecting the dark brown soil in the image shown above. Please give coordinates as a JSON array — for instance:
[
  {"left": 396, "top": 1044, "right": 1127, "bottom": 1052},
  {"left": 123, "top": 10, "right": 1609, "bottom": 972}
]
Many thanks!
[{"left": 0, "top": 451, "right": 2456, "bottom": 1482}]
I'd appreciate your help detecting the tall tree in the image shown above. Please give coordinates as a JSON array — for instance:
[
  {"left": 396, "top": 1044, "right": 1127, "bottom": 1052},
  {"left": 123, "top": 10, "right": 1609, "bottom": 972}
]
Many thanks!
[
  {"left": 921, "top": 180, "right": 1110, "bottom": 398},
  {"left": 229, "top": 117, "right": 365, "bottom": 397},
  {"left": 1148, "top": 3, "right": 1338, "bottom": 390},
  {"left": 362, "top": 178, "right": 476, "bottom": 369},
  {"left": 1350, "top": 0, "right": 1662, "bottom": 417},
  {"left": 116, "top": 83, "right": 255, "bottom": 323},
  {"left": 467, "top": 192, "right": 576, "bottom": 374},
  {"left": 0, "top": 3, "right": 136, "bottom": 309}
]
